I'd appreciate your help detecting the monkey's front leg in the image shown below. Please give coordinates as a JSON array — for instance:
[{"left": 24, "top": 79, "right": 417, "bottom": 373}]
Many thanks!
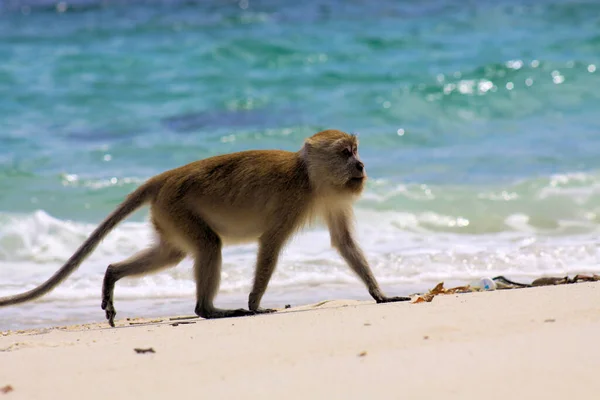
[
  {"left": 339, "top": 241, "right": 411, "bottom": 303},
  {"left": 347, "top": 253, "right": 411, "bottom": 303},
  {"left": 328, "top": 212, "right": 411, "bottom": 304},
  {"left": 247, "top": 236, "right": 289, "bottom": 314}
]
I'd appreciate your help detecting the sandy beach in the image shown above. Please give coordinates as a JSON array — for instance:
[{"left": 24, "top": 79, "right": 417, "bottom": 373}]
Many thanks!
[
  {"left": 3, "top": 1, "right": 600, "bottom": 399},
  {"left": 1, "top": 282, "right": 599, "bottom": 399}
]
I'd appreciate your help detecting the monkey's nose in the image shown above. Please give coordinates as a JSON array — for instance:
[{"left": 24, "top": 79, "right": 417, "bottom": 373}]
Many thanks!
[{"left": 356, "top": 161, "right": 364, "bottom": 172}]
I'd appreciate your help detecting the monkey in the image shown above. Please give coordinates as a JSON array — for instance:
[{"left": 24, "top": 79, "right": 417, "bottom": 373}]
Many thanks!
[{"left": 0, "top": 129, "right": 411, "bottom": 327}]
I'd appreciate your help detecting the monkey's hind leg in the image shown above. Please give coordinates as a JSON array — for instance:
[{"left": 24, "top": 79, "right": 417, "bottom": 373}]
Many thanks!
[
  {"left": 190, "top": 223, "right": 255, "bottom": 319},
  {"left": 101, "top": 243, "right": 185, "bottom": 327}
]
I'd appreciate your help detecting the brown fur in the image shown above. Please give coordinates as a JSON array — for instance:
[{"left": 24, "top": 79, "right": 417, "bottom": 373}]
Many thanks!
[{"left": 0, "top": 129, "right": 410, "bottom": 326}]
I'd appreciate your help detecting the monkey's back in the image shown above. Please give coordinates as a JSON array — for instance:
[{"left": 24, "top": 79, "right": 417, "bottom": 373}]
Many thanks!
[{"left": 149, "top": 150, "right": 314, "bottom": 244}]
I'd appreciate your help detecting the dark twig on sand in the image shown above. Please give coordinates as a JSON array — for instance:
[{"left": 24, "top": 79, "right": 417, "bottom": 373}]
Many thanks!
[{"left": 134, "top": 347, "right": 155, "bottom": 354}]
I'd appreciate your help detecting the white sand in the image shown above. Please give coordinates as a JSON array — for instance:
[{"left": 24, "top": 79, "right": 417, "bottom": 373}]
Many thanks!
[{"left": 1, "top": 282, "right": 599, "bottom": 399}]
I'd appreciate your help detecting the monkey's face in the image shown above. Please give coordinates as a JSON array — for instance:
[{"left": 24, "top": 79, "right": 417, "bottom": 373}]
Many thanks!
[
  {"left": 338, "top": 142, "right": 366, "bottom": 193},
  {"left": 304, "top": 129, "right": 367, "bottom": 194}
]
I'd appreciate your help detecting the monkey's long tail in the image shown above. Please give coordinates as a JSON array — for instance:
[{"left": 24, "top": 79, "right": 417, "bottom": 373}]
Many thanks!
[{"left": 0, "top": 182, "right": 158, "bottom": 306}]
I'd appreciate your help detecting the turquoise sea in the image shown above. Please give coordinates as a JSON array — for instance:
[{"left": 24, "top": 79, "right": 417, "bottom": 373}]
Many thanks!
[{"left": 1, "top": 0, "right": 600, "bottom": 330}]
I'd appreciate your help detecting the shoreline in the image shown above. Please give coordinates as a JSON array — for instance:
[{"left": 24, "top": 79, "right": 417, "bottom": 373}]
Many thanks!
[{"left": 2, "top": 282, "right": 600, "bottom": 399}]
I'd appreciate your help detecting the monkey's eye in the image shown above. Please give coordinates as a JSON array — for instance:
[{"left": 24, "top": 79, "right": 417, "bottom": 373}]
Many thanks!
[{"left": 342, "top": 148, "right": 352, "bottom": 157}]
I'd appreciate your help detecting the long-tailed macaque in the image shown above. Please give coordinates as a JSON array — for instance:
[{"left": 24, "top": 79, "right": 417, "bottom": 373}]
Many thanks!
[{"left": 0, "top": 129, "right": 410, "bottom": 326}]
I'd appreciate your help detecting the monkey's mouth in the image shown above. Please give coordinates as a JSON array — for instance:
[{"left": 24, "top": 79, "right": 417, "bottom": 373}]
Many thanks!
[{"left": 349, "top": 177, "right": 365, "bottom": 183}]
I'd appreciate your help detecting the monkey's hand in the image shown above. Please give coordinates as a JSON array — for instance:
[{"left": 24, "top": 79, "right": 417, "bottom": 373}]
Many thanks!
[{"left": 376, "top": 296, "right": 411, "bottom": 303}]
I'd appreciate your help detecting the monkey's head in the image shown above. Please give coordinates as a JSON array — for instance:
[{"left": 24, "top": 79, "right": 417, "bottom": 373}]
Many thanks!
[{"left": 302, "top": 129, "right": 366, "bottom": 195}]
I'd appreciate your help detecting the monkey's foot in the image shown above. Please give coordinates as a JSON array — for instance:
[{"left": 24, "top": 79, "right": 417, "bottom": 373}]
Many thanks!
[
  {"left": 101, "top": 298, "right": 117, "bottom": 327},
  {"left": 376, "top": 296, "right": 412, "bottom": 303},
  {"left": 252, "top": 307, "right": 277, "bottom": 314},
  {"left": 195, "top": 305, "right": 255, "bottom": 319}
]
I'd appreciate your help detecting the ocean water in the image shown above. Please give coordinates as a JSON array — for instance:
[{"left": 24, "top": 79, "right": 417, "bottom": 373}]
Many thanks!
[{"left": 1, "top": 0, "right": 600, "bottom": 330}]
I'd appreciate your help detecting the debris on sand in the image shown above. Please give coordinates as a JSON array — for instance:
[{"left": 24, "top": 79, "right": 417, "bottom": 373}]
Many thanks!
[
  {"left": 1, "top": 385, "right": 13, "bottom": 394},
  {"left": 134, "top": 348, "right": 155, "bottom": 354}
]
